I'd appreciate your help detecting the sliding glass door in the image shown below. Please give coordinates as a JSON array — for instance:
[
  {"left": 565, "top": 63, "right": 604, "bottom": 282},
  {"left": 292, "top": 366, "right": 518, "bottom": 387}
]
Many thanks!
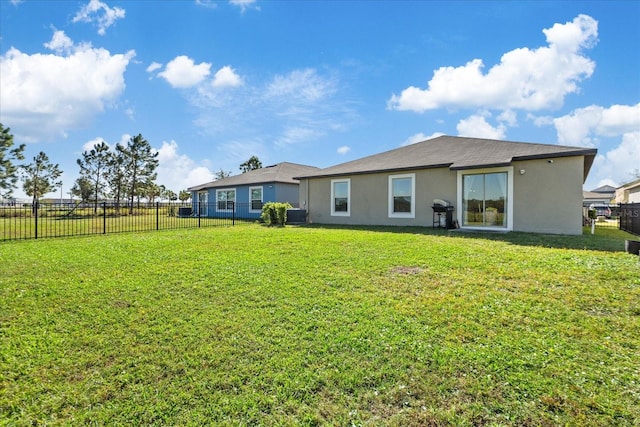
[{"left": 462, "top": 172, "right": 507, "bottom": 228}]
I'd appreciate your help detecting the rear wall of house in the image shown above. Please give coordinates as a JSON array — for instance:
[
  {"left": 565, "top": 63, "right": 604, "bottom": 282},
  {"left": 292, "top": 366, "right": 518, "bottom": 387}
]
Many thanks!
[
  {"left": 301, "top": 168, "right": 457, "bottom": 227},
  {"left": 274, "top": 183, "right": 301, "bottom": 207},
  {"left": 301, "top": 155, "right": 586, "bottom": 234},
  {"left": 512, "top": 156, "right": 585, "bottom": 235}
]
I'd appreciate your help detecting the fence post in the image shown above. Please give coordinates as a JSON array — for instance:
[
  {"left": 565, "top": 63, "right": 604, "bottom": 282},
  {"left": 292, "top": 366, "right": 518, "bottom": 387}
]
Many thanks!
[
  {"left": 198, "top": 201, "right": 201, "bottom": 228},
  {"left": 34, "top": 201, "right": 38, "bottom": 239},
  {"left": 103, "top": 202, "right": 107, "bottom": 234},
  {"left": 232, "top": 201, "right": 235, "bottom": 226},
  {"left": 156, "top": 202, "right": 160, "bottom": 230}
]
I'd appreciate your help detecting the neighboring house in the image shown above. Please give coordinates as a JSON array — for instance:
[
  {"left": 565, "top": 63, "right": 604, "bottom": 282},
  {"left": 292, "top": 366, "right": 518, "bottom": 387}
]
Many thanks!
[
  {"left": 583, "top": 191, "right": 614, "bottom": 207},
  {"left": 1, "top": 198, "right": 36, "bottom": 206},
  {"left": 0, "top": 197, "right": 17, "bottom": 206},
  {"left": 188, "top": 162, "right": 319, "bottom": 219},
  {"left": 583, "top": 184, "right": 616, "bottom": 207},
  {"left": 295, "top": 136, "right": 597, "bottom": 235},
  {"left": 615, "top": 178, "right": 640, "bottom": 203}
]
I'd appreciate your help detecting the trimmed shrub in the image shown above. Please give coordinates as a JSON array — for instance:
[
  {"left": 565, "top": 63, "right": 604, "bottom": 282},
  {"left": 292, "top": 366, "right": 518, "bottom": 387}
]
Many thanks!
[{"left": 261, "top": 202, "right": 292, "bottom": 226}]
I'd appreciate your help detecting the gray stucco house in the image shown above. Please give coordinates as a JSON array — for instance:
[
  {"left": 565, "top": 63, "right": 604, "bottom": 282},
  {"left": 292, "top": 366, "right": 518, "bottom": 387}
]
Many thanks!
[
  {"left": 295, "top": 136, "right": 597, "bottom": 235},
  {"left": 188, "top": 162, "right": 319, "bottom": 219}
]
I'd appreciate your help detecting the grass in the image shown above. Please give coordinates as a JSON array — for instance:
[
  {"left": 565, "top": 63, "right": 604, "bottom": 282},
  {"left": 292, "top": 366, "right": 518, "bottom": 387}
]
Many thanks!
[{"left": 1, "top": 225, "right": 639, "bottom": 426}]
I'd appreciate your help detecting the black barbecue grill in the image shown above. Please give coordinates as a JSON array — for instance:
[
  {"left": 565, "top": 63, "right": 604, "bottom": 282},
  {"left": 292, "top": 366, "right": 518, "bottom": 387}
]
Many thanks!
[{"left": 432, "top": 200, "right": 455, "bottom": 229}]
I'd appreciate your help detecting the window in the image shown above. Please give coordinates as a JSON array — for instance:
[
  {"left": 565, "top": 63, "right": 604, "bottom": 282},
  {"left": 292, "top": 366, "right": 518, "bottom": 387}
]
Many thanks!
[
  {"left": 331, "top": 179, "right": 350, "bottom": 216},
  {"left": 250, "top": 186, "right": 263, "bottom": 212},
  {"left": 388, "top": 174, "right": 415, "bottom": 218},
  {"left": 198, "top": 192, "right": 207, "bottom": 216},
  {"left": 458, "top": 167, "right": 512, "bottom": 230},
  {"left": 216, "top": 189, "right": 235, "bottom": 211}
]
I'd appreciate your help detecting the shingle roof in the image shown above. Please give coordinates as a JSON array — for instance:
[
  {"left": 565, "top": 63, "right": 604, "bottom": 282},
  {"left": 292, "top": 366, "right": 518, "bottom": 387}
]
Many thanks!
[
  {"left": 295, "top": 135, "right": 597, "bottom": 181},
  {"left": 590, "top": 185, "right": 616, "bottom": 193},
  {"left": 187, "top": 162, "right": 320, "bottom": 191}
]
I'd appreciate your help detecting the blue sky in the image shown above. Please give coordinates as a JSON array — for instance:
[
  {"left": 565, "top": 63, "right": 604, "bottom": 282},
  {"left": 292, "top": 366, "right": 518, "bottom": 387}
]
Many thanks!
[{"left": 1, "top": 0, "right": 639, "bottom": 199}]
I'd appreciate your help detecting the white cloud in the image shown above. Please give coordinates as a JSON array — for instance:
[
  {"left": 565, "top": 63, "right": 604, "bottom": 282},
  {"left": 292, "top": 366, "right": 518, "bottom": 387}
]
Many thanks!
[
  {"left": 552, "top": 103, "right": 640, "bottom": 187},
  {"left": 81, "top": 137, "right": 108, "bottom": 152},
  {"left": 553, "top": 103, "right": 640, "bottom": 147},
  {"left": 146, "top": 62, "right": 162, "bottom": 73},
  {"left": 73, "top": 0, "right": 126, "bottom": 36},
  {"left": 266, "top": 68, "right": 337, "bottom": 105},
  {"left": 590, "top": 132, "right": 640, "bottom": 187},
  {"left": 196, "top": 0, "right": 258, "bottom": 12},
  {"left": 190, "top": 67, "right": 354, "bottom": 150},
  {"left": 598, "top": 104, "right": 640, "bottom": 137},
  {"left": 229, "top": 0, "right": 258, "bottom": 13},
  {"left": 43, "top": 30, "right": 74, "bottom": 54},
  {"left": 337, "top": 146, "right": 351, "bottom": 155},
  {"left": 542, "top": 13, "right": 598, "bottom": 52},
  {"left": 117, "top": 133, "right": 132, "bottom": 146},
  {"left": 401, "top": 132, "right": 444, "bottom": 146},
  {"left": 215, "top": 139, "right": 268, "bottom": 173},
  {"left": 158, "top": 55, "right": 211, "bottom": 88},
  {"left": 529, "top": 114, "right": 554, "bottom": 127},
  {"left": 553, "top": 106, "right": 601, "bottom": 147},
  {"left": 275, "top": 127, "right": 324, "bottom": 147},
  {"left": 388, "top": 14, "right": 597, "bottom": 113},
  {"left": 195, "top": 0, "right": 218, "bottom": 8},
  {"left": 497, "top": 110, "right": 518, "bottom": 127},
  {"left": 456, "top": 114, "right": 507, "bottom": 140},
  {"left": 0, "top": 32, "right": 135, "bottom": 143},
  {"left": 156, "top": 140, "right": 214, "bottom": 191},
  {"left": 124, "top": 107, "right": 135, "bottom": 120},
  {"left": 212, "top": 65, "right": 243, "bottom": 88}
]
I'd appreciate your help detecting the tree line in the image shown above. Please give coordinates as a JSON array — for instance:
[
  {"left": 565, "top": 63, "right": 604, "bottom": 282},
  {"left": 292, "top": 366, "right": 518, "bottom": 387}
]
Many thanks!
[{"left": 1, "top": 124, "right": 263, "bottom": 212}]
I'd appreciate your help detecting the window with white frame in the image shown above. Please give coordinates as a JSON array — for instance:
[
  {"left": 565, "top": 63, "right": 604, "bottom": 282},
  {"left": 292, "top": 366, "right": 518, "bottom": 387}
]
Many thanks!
[
  {"left": 331, "top": 179, "right": 350, "bottom": 216},
  {"left": 388, "top": 173, "right": 415, "bottom": 218},
  {"left": 250, "top": 186, "right": 263, "bottom": 212},
  {"left": 216, "top": 189, "right": 235, "bottom": 211}
]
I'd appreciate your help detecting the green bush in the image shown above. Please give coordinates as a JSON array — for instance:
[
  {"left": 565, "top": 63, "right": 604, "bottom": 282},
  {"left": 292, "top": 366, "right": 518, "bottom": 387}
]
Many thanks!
[
  {"left": 261, "top": 203, "right": 277, "bottom": 225},
  {"left": 261, "top": 202, "right": 292, "bottom": 226},
  {"left": 0, "top": 208, "right": 31, "bottom": 218}
]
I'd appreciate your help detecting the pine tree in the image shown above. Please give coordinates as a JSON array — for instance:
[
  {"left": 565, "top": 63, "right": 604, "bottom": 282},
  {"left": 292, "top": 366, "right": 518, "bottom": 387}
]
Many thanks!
[
  {"left": 77, "top": 141, "right": 110, "bottom": 213},
  {"left": 0, "top": 124, "right": 25, "bottom": 199},
  {"left": 21, "top": 151, "right": 63, "bottom": 206},
  {"left": 116, "top": 134, "right": 159, "bottom": 214}
]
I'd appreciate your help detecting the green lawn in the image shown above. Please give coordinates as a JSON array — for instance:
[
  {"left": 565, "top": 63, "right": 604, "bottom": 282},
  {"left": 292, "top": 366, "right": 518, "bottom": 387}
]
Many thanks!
[{"left": 1, "top": 225, "right": 639, "bottom": 426}]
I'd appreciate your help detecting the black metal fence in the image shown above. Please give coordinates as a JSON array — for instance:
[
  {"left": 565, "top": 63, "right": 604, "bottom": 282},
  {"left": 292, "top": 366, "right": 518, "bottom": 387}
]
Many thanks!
[
  {"left": 584, "top": 203, "right": 619, "bottom": 230},
  {"left": 620, "top": 203, "right": 640, "bottom": 236},
  {"left": 0, "top": 201, "right": 258, "bottom": 242}
]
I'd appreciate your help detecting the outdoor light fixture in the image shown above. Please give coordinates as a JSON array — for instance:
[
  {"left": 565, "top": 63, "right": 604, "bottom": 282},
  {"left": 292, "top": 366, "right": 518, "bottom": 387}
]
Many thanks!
[
  {"left": 548, "top": 159, "right": 554, "bottom": 164},
  {"left": 519, "top": 169, "right": 526, "bottom": 175}
]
